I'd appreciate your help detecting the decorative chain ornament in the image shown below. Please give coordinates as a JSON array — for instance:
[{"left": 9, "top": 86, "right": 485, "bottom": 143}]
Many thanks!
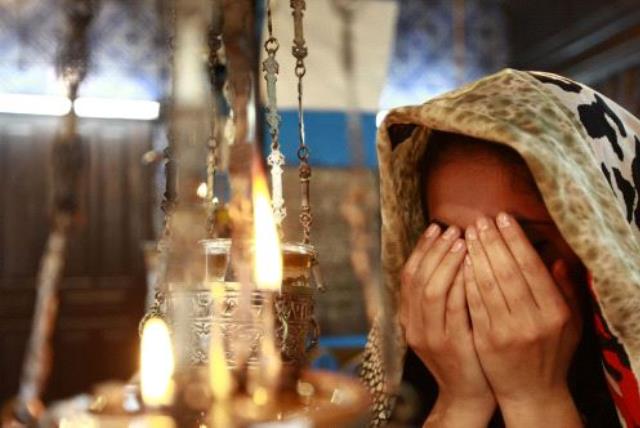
[
  {"left": 139, "top": 281, "right": 168, "bottom": 335},
  {"left": 223, "top": 0, "right": 260, "bottom": 381},
  {"left": 141, "top": 0, "right": 176, "bottom": 333},
  {"left": 206, "top": 0, "right": 225, "bottom": 238},
  {"left": 264, "top": 0, "right": 286, "bottom": 228},
  {"left": 11, "top": 1, "right": 96, "bottom": 424},
  {"left": 56, "top": 0, "right": 94, "bottom": 99},
  {"left": 291, "top": 0, "right": 312, "bottom": 244},
  {"left": 160, "top": 0, "right": 177, "bottom": 239},
  {"left": 161, "top": 145, "right": 177, "bottom": 237}
]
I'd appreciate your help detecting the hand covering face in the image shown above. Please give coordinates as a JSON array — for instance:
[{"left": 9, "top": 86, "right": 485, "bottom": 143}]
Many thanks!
[{"left": 362, "top": 69, "right": 640, "bottom": 427}]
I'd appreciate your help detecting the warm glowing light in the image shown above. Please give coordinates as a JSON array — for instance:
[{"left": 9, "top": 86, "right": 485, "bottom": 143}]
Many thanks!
[
  {"left": 208, "top": 333, "right": 233, "bottom": 400},
  {"left": 140, "top": 318, "right": 174, "bottom": 407},
  {"left": 130, "top": 415, "right": 176, "bottom": 428},
  {"left": 74, "top": 98, "right": 160, "bottom": 120},
  {"left": 59, "top": 415, "right": 98, "bottom": 428},
  {"left": 252, "top": 161, "right": 283, "bottom": 291},
  {"left": 209, "top": 285, "right": 233, "bottom": 401},
  {"left": 252, "top": 386, "right": 269, "bottom": 406},
  {"left": 197, "top": 182, "right": 208, "bottom": 199},
  {"left": 0, "top": 94, "right": 72, "bottom": 116},
  {"left": 0, "top": 94, "right": 160, "bottom": 120}
]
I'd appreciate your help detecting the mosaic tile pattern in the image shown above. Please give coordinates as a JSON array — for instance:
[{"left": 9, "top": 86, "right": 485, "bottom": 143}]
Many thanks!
[
  {"left": 379, "top": 0, "right": 508, "bottom": 109},
  {"left": 0, "top": 0, "right": 168, "bottom": 99}
]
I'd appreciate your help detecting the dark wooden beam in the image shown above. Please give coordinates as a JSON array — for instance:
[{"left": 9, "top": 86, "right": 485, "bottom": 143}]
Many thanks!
[
  {"left": 511, "top": 0, "right": 640, "bottom": 72},
  {"left": 564, "top": 34, "right": 640, "bottom": 84}
]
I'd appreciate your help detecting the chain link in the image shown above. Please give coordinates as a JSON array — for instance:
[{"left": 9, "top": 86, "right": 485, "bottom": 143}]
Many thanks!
[
  {"left": 206, "top": 0, "right": 225, "bottom": 238},
  {"left": 264, "top": 0, "right": 286, "bottom": 227},
  {"left": 290, "top": 0, "right": 312, "bottom": 243},
  {"left": 143, "top": 0, "right": 178, "bottom": 330},
  {"left": 14, "top": 2, "right": 96, "bottom": 422}
]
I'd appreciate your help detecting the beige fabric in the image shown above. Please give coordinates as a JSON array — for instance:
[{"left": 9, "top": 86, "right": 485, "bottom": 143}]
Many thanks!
[{"left": 361, "top": 68, "right": 640, "bottom": 425}]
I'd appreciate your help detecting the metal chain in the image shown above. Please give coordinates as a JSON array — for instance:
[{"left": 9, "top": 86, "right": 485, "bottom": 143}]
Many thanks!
[
  {"left": 264, "top": 0, "right": 286, "bottom": 228},
  {"left": 161, "top": 0, "right": 178, "bottom": 238},
  {"left": 161, "top": 146, "right": 177, "bottom": 236},
  {"left": 56, "top": 0, "right": 94, "bottom": 100},
  {"left": 13, "top": 1, "right": 95, "bottom": 423},
  {"left": 290, "top": 0, "right": 312, "bottom": 243},
  {"left": 138, "top": 288, "right": 167, "bottom": 335},
  {"left": 142, "top": 0, "right": 177, "bottom": 332},
  {"left": 206, "top": 0, "right": 225, "bottom": 238}
]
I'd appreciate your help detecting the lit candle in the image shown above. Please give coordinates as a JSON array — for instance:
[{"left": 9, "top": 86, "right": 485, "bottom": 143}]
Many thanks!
[
  {"left": 252, "top": 159, "right": 283, "bottom": 292},
  {"left": 140, "top": 318, "right": 175, "bottom": 408},
  {"left": 251, "top": 158, "right": 283, "bottom": 404},
  {"left": 57, "top": 319, "right": 177, "bottom": 428}
]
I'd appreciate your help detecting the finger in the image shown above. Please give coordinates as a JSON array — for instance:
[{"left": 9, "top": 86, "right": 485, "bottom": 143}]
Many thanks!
[
  {"left": 445, "top": 267, "right": 470, "bottom": 335},
  {"left": 400, "top": 223, "right": 441, "bottom": 328},
  {"left": 463, "top": 256, "right": 490, "bottom": 332},
  {"left": 412, "top": 226, "right": 461, "bottom": 343},
  {"left": 495, "top": 212, "right": 565, "bottom": 310},
  {"left": 551, "top": 259, "right": 581, "bottom": 332},
  {"left": 422, "top": 238, "right": 466, "bottom": 333},
  {"left": 476, "top": 216, "right": 536, "bottom": 313},
  {"left": 414, "top": 225, "right": 461, "bottom": 287},
  {"left": 465, "top": 224, "right": 509, "bottom": 321},
  {"left": 403, "top": 224, "right": 441, "bottom": 284}
]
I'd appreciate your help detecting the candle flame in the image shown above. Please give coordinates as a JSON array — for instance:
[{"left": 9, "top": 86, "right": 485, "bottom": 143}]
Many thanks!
[
  {"left": 252, "top": 161, "right": 282, "bottom": 291},
  {"left": 140, "top": 318, "right": 174, "bottom": 407}
]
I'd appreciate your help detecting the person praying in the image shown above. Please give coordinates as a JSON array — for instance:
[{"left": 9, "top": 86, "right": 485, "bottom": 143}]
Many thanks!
[{"left": 361, "top": 69, "right": 640, "bottom": 428}]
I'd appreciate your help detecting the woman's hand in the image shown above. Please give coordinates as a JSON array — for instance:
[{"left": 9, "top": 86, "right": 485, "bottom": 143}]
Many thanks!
[
  {"left": 463, "top": 212, "right": 582, "bottom": 427},
  {"left": 400, "top": 224, "right": 496, "bottom": 427}
]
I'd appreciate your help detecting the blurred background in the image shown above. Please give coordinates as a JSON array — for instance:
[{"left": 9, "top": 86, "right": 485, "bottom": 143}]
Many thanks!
[{"left": 1, "top": 0, "right": 639, "bottom": 404}]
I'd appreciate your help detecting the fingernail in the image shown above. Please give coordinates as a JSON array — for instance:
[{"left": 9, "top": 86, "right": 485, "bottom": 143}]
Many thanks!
[
  {"left": 476, "top": 217, "right": 490, "bottom": 231},
  {"left": 425, "top": 223, "right": 439, "bottom": 237},
  {"left": 464, "top": 254, "right": 472, "bottom": 266},
  {"left": 450, "top": 239, "right": 465, "bottom": 253},
  {"left": 496, "top": 212, "right": 511, "bottom": 228},
  {"left": 442, "top": 226, "right": 458, "bottom": 240},
  {"left": 465, "top": 226, "right": 478, "bottom": 240}
]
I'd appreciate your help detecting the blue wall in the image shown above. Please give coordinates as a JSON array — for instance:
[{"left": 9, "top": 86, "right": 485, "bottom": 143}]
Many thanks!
[{"left": 268, "top": 110, "right": 378, "bottom": 168}]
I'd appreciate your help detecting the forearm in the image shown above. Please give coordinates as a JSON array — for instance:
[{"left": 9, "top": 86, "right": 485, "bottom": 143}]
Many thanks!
[
  {"left": 423, "top": 394, "right": 495, "bottom": 428},
  {"left": 499, "top": 387, "right": 583, "bottom": 428}
]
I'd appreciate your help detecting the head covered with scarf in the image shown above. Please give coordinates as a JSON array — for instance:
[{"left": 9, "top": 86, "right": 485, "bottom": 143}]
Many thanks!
[{"left": 361, "top": 69, "right": 640, "bottom": 426}]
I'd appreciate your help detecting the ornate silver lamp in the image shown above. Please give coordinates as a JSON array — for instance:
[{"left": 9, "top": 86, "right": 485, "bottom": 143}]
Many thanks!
[
  {"left": 128, "top": 0, "right": 371, "bottom": 426},
  {"left": 3, "top": 0, "right": 373, "bottom": 426},
  {"left": 141, "top": 0, "right": 325, "bottom": 376}
]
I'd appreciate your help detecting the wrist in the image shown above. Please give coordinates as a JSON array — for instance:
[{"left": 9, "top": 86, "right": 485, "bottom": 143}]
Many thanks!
[
  {"left": 423, "top": 393, "right": 495, "bottom": 428},
  {"left": 498, "top": 386, "right": 582, "bottom": 428}
]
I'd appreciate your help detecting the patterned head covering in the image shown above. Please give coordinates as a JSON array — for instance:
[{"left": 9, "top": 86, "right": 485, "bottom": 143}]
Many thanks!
[{"left": 361, "top": 69, "right": 640, "bottom": 426}]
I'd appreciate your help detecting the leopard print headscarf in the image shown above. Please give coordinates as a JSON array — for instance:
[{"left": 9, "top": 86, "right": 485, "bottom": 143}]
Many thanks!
[{"left": 361, "top": 69, "right": 640, "bottom": 427}]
